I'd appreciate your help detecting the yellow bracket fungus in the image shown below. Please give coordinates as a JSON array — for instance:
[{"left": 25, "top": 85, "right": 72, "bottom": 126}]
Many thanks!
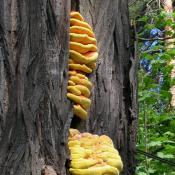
[
  {"left": 70, "top": 158, "right": 101, "bottom": 169},
  {"left": 70, "top": 33, "right": 97, "bottom": 45},
  {"left": 67, "top": 93, "right": 91, "bottom": 110},
  {"left": 76, "top": 73, "right": 88, "bottom": 80},
  {"left": 70, "top": 26, "right": 95, "bottom": 38},
  {"left": 70, "top": 18, "right": 92, "bottom": 30},
  {"left": 70, "top": 42, "right": 97, "bottom": 54},
  {"left": 69, "top": 76, "right": 92, "bottom": 90},
  {"left": 68, "top": 71, "right": 89, "bottom": 80},
  {"left": 69, "top": 63, "right": 92, "bottom": 74},
  {"left": 70, "top": 11, "right": 84, "bottom": 21},
  {"left": 68, "top": 80, "right": 76, "bottom": 86},
  {"left": 74, "top": 85, "right": 90, "bottom": 97},
  {"left": 67, "top": 11, "right": 98, "bottom": 119},
  {"left": 67, "top": 85, "right": 90, "bottom": 97},
  {"left": 68, "top": 129, "right": 123, "bottom": 175},
  {"left": 87, "top": 62, "right": 96, "bottom": 69},
  {"left": 69, "top": 165, "right": 119, "bottom": 175},
  {"left": 69, "top": 128, "right": 80, "bottom": 137},
  {"left": 68, "top": 70, "right": 77, "bottom": 76},
  {"left": 67, "top": 86, "right": 81, "bottom": 96},
  {"left": 73, "top": 105, "right": 88, "bottom": 119},
  {"left": 69, "top": 59, "right": 75, "bottom": 64},
  {"left": 70, "top": 50, "right": 98, "bottom": 64}
]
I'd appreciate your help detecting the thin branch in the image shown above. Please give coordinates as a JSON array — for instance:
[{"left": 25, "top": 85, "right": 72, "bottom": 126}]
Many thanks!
[
  {"left": 137, "top": 149, "right": 175, "bottom": 167},
  {"left": 147, "top": 0, "right": 155, "bottom": 6},
  {"left": 158, "top": 0, "right": 161, "bottom": 9},
  {"left": 142, "top": 49, "right": 162, "bottom": 53},
  {"left": 138, "top": 36, "right": 174, "bottom": 41}
]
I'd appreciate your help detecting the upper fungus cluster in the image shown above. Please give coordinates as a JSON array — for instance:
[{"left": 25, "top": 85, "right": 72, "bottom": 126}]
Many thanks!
[{"left": 67, "top": 11, "right": 98, "bottom": 120}]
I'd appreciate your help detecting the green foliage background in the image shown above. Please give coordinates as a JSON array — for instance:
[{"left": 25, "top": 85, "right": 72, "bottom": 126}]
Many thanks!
[{"left": 130, "top": 1, "right": 175, "bottom": 175}]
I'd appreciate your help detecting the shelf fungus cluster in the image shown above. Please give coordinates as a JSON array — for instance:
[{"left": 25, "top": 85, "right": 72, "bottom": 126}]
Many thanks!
[
  {"left": 68, "top": 129, "right": 123, "bottom": 175},
  {"left": 67, "top": 12, "right": 98, "bottom": 120}
]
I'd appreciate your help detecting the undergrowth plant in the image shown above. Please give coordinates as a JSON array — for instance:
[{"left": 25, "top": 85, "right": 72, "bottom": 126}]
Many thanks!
[{"left": 136, "top": 10, "right": 175, "bottom": 175}]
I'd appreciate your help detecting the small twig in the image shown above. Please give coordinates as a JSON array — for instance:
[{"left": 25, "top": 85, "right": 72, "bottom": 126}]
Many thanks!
[
  {"left": 147, "top": 0, "right": 155, "bottom": 6},
  {"left": 145, "top": 8, "right": 162, "bottom": 14},
  {"left": 158, "top": 0, "right": 161, "bottom": 9},
  {"left": 142, "top": 49, "right": 162, "bottom": 53}
]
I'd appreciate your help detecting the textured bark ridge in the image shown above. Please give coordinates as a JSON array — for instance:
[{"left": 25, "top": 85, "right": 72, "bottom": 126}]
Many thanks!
[
  {"left": 71, "top": 1, "right": 138, "bottom": 174},
  {"left": 0, "top": 25, "right": 8, "bottom": 142},
  {"left": 0, "top": 0, "right": 72, "bottom": 174}
]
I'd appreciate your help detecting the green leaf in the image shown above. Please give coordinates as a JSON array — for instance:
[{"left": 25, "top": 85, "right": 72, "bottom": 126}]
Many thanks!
[
  {"left": 136, "top": 9, "right": 175, "bottom": 175},
  {"left": 157, "top": 152, "right": 174, "bottom": 159},
  {"left": 137, "top": 16, "right": 149, "bottom": 23},
  {"left": 164, "top": 131, "right": 175, "bottom": 137},
  {"left": 166, "top": 49, "right": 175, "bottom": 57},
  {"left": 147, "top": 141, "right": 162, "bottom": 147},
  {"left": 148, "top": 168, "right": 155, "bottom": 174},
  {"left": 138, "top": 172, "right": 147, "bottom": 175}
]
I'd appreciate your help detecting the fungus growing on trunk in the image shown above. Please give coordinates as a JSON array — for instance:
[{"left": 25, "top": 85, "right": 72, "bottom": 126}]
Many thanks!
[
  {"left": 67, "top": 12, "right": 98, "bottom": 119},
  {"left": 68, "top": 129, "right": 123, "bottom": 175}
]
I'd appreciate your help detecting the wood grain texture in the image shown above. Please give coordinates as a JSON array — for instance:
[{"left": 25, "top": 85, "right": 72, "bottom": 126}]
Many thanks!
[
  {"left": 0, "top": 25, "right": 8, "bottom": 142},
  {"left": 0, "top": 0, "right": 72, "bottom": 174}
]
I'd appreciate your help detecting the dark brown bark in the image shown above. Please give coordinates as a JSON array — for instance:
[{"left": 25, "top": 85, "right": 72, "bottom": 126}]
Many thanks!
[
  {"left": 0, "top": 0, "right": 72, "bottom": 174},
  {"left": 0, "top": 25, "right": 7, "bottom": 141},
  {"left": 0, "top": 0, "right": 137, "bottom": 175}
]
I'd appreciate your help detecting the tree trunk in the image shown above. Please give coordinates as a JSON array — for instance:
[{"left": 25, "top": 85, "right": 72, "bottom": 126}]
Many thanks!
[
  {"left": 0, "top": 0, "right": 72, "bottom": 174},
  {"left": 71, "top": 1, "right": 138, "bottom": 174},
  {"left": 0, "top": 0, "right": 137, "bottom": 175}
]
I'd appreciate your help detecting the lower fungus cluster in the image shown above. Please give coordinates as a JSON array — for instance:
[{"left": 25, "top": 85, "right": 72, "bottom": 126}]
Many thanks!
[
  {"left": 68, "top": 129, "right": 123, "bottom": 175},
  {"left": 67, "top": 11, "right": 98, "bottom": 120}
]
